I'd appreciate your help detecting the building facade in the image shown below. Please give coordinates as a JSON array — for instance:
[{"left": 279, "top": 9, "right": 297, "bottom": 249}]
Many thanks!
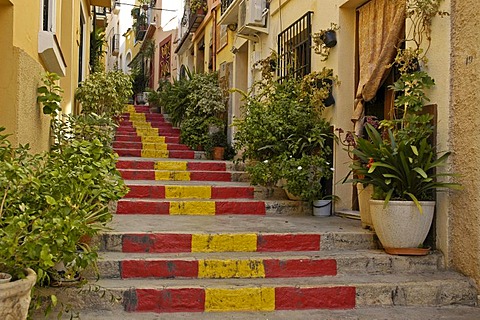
[{"left": 0, "top": 0, "right": 112, "bottom": 153}]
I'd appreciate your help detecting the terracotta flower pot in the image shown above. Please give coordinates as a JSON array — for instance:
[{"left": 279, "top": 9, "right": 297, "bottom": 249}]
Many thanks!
[{"left": 212, "top": 147, "right": 225, "bottom": 160}]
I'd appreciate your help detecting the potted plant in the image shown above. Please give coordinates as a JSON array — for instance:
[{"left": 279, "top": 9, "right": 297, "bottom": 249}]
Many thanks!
[
  {"left": 209, "top": 130, "right": 228, "bottom": 160},
  {"left": 234, "top": 60, "right": 337, "bottom": 211},
  {"left": 312, "top": 23, "right": 340, "bottom": 61}
]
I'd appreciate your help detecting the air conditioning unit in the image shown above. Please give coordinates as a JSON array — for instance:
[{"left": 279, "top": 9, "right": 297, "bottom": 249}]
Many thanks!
[{"left": 238, "top": 0, "right": 267, "bottom": 35}]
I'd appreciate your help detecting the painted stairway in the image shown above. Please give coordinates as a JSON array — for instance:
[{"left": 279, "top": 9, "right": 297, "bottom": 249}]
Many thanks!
[{"left": 59, "top": 105, "right": 478, "bottom": 317}]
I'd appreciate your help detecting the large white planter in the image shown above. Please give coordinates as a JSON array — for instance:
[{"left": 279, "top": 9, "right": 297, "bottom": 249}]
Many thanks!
[
  {"left": 0, "top": 268, "right": 36, "bottom": 320},
  {"left": 357, "top": 183, "right": 373, "bottom": 229},
  {"left": 369, "top": 200, "right": 435, "bottom": 249}
]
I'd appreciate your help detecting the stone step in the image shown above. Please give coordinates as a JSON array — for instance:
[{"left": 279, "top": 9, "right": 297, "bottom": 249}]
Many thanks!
[
  {"left": 124, "top": 184, "right": 255, "bottom": 199},
  {"left": 98, "top": 215, "right": 376, "bottom": 253},
  {"left": 35, "top": 305, "right": 480, "bottom": 320},
  {"left": 114, "top": 148, "right": 195, "bottom": 159},
  {"left": 115, "top": 198, "right": 312, "bottom": 216},
  {"left": 114, "top": 135, "right": 181, "bottom": 144},
  {"left": 119, "top": 120, "right": 172, "bottom": 127},
  {"left": 96, "top": 250, "right": 443, "bottom": 280},
  {"left": 123, "top": 181, "right": 285, "bottom": 200},
  {"left": 117, "top": 158, "right": 243, "bottom": 171},
  {"left": 113, "top": 141, "right": 190, "bottom": 150},
  {"left": 40, "top": 273, "right": 478, "bottom": 313},
  {"left": 119, "top": 169, "right": 247, "bottom": 182},
  {"left": 116, "top": 127, "right": 181, "bottom": 135}
]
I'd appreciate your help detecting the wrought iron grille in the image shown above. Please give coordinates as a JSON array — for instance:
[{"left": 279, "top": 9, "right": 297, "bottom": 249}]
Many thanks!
[
  {"left": 221, "top": 0, "right": 235, "bottom": 15},
  {"left": 277, "top": 11, "right": 313, "bottom": 81}
]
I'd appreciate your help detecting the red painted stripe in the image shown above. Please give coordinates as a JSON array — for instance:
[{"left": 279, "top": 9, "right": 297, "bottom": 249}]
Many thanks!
[
  {"left": 275, "top": 287, "right": 356, "bottom": 310},
  {"left": 116, "top": 200, "right": 169, "bottom": 214},
  {"left": 169, "top": 150, "right": 195, "bottom": 159},
  {"left": 116, "top": 160, "right": 155, "bottom": 170},
  {"left": 264, "top": 259, "right": 337, "bottom": 278},
  {"left": 165, "top": 136, "right": 180, "bottom": 144},
  {"left": 188, "top": 162, "right": 226, "bottom": 171},
  {"left": 119, "top": 169, "right": 155, "bottom": 180},
  {"left": 114, "top": 149, "right": 142, "bottom": 157},
  {"left": 135, "top": 288, "right": 205, "bottom": 312},
  {"left": 114, "top": 136, "right": 142, "bottom": 142},
  {"left": 113, "top": 141, "right": 141, "bottom": 149},
  {"left": 190, "top": 172, "right": 231, "bottom": 181},
  {"left": 126, "top": 185, "right": 165, "bottom": 198},
  {"left": 121, "top": 260, "right": 198, "bottom": 278},
  {"left": 257, "top": 234, "right": 321, "bottom": 252},
  {"left": 122, "top": 233, "right": 192, "bottom": 253},
  {"left": 215, "top": 201, "right": 266, "bottom": 215},
  {"left": 211, "top": 187, "right": 254, "bottom": 199},
  {"left": 167, "top": 144, "right": 190, "bottom": 151}
]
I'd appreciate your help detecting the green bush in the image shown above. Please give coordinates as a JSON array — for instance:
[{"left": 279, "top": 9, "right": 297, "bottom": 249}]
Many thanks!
[{"left": 75, "top": 70, "right": 133, "bottom": 117}]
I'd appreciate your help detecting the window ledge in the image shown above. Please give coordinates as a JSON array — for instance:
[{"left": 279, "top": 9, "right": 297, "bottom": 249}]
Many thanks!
[{"left": 38, "top": 31, "right": 67, "bottom": 77}]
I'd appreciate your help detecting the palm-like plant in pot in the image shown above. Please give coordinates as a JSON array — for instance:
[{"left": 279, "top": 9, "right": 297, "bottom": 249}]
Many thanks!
[{"left": 349, "top": 66, "right": 461, "bottom": 253}]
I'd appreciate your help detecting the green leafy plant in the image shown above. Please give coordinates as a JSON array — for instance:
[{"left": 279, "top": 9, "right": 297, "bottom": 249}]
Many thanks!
[
  {"left": 75, "top": 70, "right": 133, "bottom": 117},
  {"left": 349, "top": 123, "right": 461, "bottom": 213},
  {"left": 37, "top": 72, "right": 63, "bottom": 116},
  {"left": 234, "top": 69, "right": 335, "bottom": 201},
  {"left": 190, "top": 0, "right": 207, "bottom": 12}
]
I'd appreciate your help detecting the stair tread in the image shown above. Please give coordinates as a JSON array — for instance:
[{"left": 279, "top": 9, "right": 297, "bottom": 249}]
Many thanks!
[
  {"left": 106, "top": 215, "right": 372, "bottom": 234},
  {"left": 124, "top": 180, "right": 252, "bottom": 186},
  {"left": 42, "top": 305, "right": 480, "bottom": 320},
  {"left": 98, "top": 249, "right": 440, "bottom": 261},
  {"left": 92, "top": 272, "right": 473, "bottom": 288}
]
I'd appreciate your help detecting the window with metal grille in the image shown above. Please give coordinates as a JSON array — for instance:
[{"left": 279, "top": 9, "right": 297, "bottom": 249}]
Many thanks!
[{"left": 277, "top": 11, "right": 312, "bottom": 81}]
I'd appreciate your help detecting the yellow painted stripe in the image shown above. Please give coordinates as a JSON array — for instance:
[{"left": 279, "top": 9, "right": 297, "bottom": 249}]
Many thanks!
[
  {"left": 169, "top": 201, "right": 216, "bottom": 215},
  {"left": 137, "top": 128, "right": 159, "bottom": 136},
  {"left": 191, "top": 234, "right": 257, "bottom": 252},
  {"left": 205, "top": 287, "right": 275, "bottom": 311},
  {"left": 155, "top": 171, "right": 191, "bottom": 181},
  {"left": 143, "top": 143, "right": 168, "bottom": 150},
  {"left": 165, "top": 186, "right": 211, "bottom": 199},
  {"left": 141, "top": 149, "right": 169, "bottom": 158},
  {"left": 198, "top": 259, "right": 265, "bottom": 279},
  {"left": 125, "top": 105, "right": 135, "bottom": 112},
  {"left": 154, "top": 161, "right": 188, "bottom": 171},
  {"left": 142, "top": 136, "right": 166, "bottom": 143}
]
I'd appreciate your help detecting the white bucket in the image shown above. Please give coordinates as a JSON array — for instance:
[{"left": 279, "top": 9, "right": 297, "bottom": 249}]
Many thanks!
[{"left": 312, "top": 200, "right": 332, "bottom": 217}]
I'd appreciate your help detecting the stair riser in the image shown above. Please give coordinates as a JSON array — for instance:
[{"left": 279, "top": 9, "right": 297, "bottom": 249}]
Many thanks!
[
  {"left": 113, "top": 142, "right": 190, "bottom": 150},
  {"left": 114, "top": 149, "right": 195, "bottom": 159},
  {"left": 101, "top": 233, "right": 322, "bottom": 253},
  {"left": 115, "top": 136, "right": 181, "bottom": 143},
  {"left": 125, "top": 185, "right": 255, "bottom": 199},
  {"left": 97, "top": 254, "right": 442, "bottom": 279},
  {"left": 120, "top": 121, "right": 170, "bottom": 127},
  {"left": 116, "top": 128, "right": 180, "bottom": 135},
  {"left": 41, "top": 279, "right": 478, "bottom": 313},
  {"left": 117, "top": 160, "right": 227, "bottom": 171},
  {"left": 119, "top": 170, "right": 232, "bottom": 181},
  {"left": 116, "top": 200, "right": 266, "bottom": 215},
  {"left": 115, "top": 259, "right": 337, "bottom": 279},
  {"left": 123, "top": 287, "right": 356, "bottom": 312}
]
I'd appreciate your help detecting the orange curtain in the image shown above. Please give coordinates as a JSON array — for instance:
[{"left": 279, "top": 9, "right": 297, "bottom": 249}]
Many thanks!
[{"left": 352, "top": 0, "right": 406, "bottom": 135}]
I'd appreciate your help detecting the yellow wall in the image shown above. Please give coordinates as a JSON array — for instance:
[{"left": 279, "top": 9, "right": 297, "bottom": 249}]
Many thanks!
[
  {"left": 450, "top": 0, "right": 480, "bottom": 288},
  {"left": 0, "top": 1, "right": 100, "bottom": 153}
]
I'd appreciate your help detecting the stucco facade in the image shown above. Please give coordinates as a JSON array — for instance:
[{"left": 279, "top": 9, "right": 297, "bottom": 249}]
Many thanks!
[
  {"left": 450, "top": 0, "right": 480, "bottom": 287},
  {"left": 0, "top": 0, "right": 111, "bottom": 153}
]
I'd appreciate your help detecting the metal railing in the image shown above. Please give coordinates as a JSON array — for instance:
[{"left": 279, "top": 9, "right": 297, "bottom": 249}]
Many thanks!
[
  {"left": 221, "top": 0, "right": 235, "bottom": 15},
  {"left": 277, "top": 11, "right": 313, "bottom": 81}
]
